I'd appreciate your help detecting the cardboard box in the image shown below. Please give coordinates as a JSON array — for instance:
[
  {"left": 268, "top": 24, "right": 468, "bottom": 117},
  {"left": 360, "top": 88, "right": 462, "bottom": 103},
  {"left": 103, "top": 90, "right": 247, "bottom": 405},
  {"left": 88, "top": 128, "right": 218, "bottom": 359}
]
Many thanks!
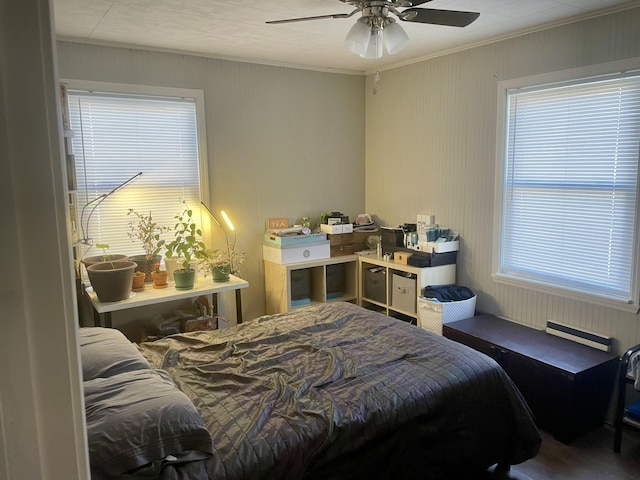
[
  {"left": 263, "top": 241, "right": 330, "bottom": 264},
  {"left": 352, "top": 228, "right": 380, "bottom": 246},
  {"left": 330, "top": 245, "right": 355, "bottom": 257},
  {"left": 264, "top": 232, "right": 326, "bottom": 246},
  {"left": 393, "top": 251, "right": 413, "bottom": 264},
  {"left": 320, "top": 223, "right": 354, "bottom": 234},
  {"left": 327, "top": 232, "right": 353, "bottom": 246},
  {"left": 392, "top": 273, "right": 417, "bottom": 314}
]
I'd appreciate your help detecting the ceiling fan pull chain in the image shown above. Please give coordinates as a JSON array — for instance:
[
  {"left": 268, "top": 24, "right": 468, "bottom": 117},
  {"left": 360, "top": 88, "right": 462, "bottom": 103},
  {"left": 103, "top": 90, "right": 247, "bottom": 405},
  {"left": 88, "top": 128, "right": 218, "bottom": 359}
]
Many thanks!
[{"left": 372, "top": 70, "right": 381, "bottom": 95}]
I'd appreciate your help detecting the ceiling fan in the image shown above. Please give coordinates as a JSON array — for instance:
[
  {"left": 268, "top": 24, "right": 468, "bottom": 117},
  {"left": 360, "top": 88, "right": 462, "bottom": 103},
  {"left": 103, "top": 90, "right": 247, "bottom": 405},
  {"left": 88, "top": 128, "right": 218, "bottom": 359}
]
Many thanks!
[{"left": 266, "top": 1, "right": 480, "bottom": 59}]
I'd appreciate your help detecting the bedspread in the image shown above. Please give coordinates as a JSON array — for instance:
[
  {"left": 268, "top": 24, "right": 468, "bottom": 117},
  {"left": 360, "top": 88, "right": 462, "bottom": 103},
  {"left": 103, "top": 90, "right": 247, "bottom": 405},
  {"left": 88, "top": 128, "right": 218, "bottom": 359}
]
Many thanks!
[{"left": 137, "top": 302, "right": 540, "bottom": 480}]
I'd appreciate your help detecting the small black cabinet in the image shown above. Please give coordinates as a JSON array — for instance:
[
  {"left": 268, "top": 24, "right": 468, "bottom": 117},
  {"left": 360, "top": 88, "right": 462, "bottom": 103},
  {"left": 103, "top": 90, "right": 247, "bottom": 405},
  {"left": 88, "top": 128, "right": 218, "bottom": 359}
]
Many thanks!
[{"left": 443, "top": 314, "right": 618, "bottom": 444}]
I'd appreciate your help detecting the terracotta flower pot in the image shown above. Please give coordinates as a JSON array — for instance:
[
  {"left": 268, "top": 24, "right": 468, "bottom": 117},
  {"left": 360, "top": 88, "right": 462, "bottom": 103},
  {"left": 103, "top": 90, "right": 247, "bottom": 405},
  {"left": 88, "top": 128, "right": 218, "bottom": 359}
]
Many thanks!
[
  {"left": 87, "top": 260, "right": 137, "bottom": 303},
  {"left": 132, "top": 271, "right": 146, "bottom": 292},
  {"left": 151, "top": 270, "right": 168, "bottom": 289},
  {"left": 130, "top": 254, "right": 161, "bottom": 283}
]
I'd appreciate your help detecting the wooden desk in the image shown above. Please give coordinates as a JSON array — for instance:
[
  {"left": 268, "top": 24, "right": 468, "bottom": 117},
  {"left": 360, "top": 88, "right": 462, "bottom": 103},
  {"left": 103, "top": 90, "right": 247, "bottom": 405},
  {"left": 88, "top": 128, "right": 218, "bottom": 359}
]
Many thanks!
[
  {"left": 443, "top": 314, "right": 618, "bottom": 444},
  {"left": 84, "top": 275, "right": 249, "bottom": 328}
]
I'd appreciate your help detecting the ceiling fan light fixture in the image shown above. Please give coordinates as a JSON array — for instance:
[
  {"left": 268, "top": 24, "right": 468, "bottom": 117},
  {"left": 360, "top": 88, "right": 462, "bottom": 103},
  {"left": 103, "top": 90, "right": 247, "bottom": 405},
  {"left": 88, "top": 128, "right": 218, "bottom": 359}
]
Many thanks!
[
  {"left": 383, "top": 20, "right": 409, "bottom": 55},
  {"left": 360, "top": 29, "right": 383, "bottom": 59},
  {"left": 344, "top": 18, "right": 371, "bottom": 56}
]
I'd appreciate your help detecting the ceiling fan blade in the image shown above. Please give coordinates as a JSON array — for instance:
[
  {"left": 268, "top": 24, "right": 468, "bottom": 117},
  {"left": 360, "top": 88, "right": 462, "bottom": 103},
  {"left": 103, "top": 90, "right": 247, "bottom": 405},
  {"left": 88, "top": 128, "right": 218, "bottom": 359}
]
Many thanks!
[
  {"left": 403, "top": 0, "right": 433, "bottom": 5},
  {"left": 401, "top": 8, "right": 480, "bottom": 27},
  {"left": 266, "top": 12, "right": 354, "bottom": 24},
  {"left": 339, "top": 0, "right": 434, "bottom": 5}
]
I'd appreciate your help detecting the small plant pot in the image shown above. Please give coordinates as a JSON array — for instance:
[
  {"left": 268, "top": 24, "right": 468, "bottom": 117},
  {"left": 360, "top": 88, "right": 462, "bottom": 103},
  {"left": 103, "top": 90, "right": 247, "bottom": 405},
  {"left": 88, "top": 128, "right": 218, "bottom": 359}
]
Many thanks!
[
  {"left": 87, "top": 260, "right": 137, "bottom": 302},
  {"left": 165, "top": 257, "right": 198, "bottom": 282},
  {"left": 132, "top": 271, "right": 146, "bottom": 292},
  {"left": 130, "top": 254, "right": 161, "bottom": 283},
  {"left": 211, "top": 264, "right": 230, "bottom": 283},
  {"left": 151, "top": 270, "right": 168, "bottom": 289},
  {"left": 173, "top": 269, "right": 196, "bottom": 290}
]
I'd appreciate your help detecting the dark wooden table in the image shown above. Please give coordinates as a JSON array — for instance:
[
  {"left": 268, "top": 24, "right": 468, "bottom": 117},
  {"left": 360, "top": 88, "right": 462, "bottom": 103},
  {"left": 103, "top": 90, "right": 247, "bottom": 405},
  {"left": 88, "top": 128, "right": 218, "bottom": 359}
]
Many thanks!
[{"left": 444, "top": 314, "right": 618, "bottom": 444}]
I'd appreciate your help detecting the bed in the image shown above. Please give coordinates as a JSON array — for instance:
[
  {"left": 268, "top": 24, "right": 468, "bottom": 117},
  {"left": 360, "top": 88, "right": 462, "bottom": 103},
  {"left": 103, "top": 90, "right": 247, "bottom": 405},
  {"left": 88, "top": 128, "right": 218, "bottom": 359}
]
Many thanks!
[{"left": 80, "top": 302, "right": 541, "bottom": 479}]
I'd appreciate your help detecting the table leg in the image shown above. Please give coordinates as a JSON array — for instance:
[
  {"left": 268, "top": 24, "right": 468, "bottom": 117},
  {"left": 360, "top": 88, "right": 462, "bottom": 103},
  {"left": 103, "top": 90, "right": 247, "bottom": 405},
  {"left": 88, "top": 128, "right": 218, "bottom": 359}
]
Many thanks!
[
  {"left": 236, "top": 289, "right": 243, "bottom": 324},
  {"left": 212, "top": 293, "right": 218, "bottom": 316}
]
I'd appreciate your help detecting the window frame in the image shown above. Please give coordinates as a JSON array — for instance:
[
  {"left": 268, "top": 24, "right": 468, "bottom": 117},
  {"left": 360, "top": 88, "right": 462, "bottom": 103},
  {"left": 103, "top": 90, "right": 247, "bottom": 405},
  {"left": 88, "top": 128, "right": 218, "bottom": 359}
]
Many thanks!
[
  {"left": 492, "top": 58, "right": 640, "bottom": 314},
  {"left": 61, "top": 79, "right": 212, "bottom": 258}
]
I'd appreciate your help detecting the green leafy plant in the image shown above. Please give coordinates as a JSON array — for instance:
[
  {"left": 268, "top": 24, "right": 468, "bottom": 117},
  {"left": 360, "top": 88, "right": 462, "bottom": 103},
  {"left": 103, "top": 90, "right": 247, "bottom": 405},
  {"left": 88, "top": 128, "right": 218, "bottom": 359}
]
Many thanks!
[
  {"left": 127, "top": 209, "right": 171, "bottom": 259},
  {"left": 95, "top": 243, "right": 115, "bottom": 268},
  {"left": 165, "top": 204, "right": 207, "bottom": 271}
]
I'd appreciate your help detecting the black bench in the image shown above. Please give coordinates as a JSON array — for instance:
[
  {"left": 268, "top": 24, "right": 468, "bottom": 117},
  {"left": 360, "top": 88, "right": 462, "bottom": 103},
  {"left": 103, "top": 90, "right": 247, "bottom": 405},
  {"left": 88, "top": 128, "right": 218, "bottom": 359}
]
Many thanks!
[{"left": 444, "top": 314, "right": 618, "bottom": 444}]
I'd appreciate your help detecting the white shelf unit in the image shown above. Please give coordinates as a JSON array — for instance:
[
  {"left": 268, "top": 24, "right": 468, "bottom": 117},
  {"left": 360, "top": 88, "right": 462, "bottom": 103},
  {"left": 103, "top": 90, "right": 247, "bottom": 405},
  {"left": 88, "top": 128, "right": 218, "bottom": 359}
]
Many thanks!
[
  {"left": 264, "top": 255, "right": 359, "bottom": 314},
  {"left": 358, "top": 255, "right": 456, "bottom": 322},
  {"left": 60, "top": 84, "right": 82, "bottom": 281}
]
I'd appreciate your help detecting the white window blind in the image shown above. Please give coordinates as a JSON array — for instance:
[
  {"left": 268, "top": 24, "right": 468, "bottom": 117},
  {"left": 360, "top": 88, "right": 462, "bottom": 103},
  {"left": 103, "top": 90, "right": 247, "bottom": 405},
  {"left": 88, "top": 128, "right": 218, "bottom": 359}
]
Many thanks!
[
  {"left": 498, "top": 72, "right": 640, "bottom": 305},
  {"left": 67, "top": 90, "right": 203, "bottom": 258}
]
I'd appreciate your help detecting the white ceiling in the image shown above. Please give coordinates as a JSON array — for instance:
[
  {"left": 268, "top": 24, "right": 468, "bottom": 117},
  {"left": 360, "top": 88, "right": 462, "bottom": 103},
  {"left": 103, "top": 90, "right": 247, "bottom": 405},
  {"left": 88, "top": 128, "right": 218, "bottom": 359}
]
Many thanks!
[{"left": 53, "top": 0, "right": 640, "bottom": 74}]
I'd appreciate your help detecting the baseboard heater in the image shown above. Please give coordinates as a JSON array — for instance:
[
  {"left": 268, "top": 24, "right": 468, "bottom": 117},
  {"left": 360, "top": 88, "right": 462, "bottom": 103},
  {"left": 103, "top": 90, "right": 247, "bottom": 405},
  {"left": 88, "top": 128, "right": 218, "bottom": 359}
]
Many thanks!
[{"left": 546, "top": 320, "right": 612, "bottom": 352}]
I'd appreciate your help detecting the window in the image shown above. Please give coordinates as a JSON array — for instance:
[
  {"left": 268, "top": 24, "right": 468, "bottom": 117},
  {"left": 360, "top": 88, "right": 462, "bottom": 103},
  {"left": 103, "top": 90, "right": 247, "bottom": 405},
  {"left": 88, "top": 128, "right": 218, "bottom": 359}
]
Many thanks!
[
  {"left": 65, "top": 81, "right": 208, "bottom": 260},
  {"left": 494, "top": 62, "right": 640, "bottom": 312}
]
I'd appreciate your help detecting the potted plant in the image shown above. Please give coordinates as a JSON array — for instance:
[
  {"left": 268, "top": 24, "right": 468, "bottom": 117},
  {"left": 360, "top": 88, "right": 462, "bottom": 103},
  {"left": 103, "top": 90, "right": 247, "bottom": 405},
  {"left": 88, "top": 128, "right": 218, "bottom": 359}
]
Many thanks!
[
  {"left": 127, "top": 209, "right": 171, "bottom": 282},
  {"left": 132, "top": 271, "right": 146, "bottom": 292},
  {"left": 200, "top": 247, "right": 244, "bottom": 283},
  {"left": 85, "top": 244, "right": 138, "bottom": 302},
  {"left": 165, "top": 205, "right": 207, "bottom": 290},
  {"left": 151, "top": 262, "right": 168, "bottom": 289}
]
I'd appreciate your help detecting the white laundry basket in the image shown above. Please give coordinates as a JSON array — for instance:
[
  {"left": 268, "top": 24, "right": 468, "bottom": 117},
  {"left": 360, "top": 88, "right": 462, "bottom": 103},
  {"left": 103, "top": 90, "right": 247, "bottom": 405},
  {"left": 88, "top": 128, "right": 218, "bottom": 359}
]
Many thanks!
[{"left": 417, "top": 295, "right": 476, "bottom": 335}]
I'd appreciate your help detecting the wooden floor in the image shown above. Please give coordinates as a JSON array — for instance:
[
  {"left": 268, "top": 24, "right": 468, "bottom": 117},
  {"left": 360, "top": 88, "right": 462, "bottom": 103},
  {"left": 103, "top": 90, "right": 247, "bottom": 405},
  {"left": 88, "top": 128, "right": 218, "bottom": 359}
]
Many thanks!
[{"left": 486, "top": 425, "right": 640, "bottom": 480}]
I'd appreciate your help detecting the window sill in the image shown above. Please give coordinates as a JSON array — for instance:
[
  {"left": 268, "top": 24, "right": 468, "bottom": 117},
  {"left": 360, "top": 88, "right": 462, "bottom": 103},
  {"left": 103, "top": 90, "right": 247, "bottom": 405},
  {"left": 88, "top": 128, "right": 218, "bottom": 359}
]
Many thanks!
[{"left": 492, "top": 273, "right": 640, "bottom": 314}]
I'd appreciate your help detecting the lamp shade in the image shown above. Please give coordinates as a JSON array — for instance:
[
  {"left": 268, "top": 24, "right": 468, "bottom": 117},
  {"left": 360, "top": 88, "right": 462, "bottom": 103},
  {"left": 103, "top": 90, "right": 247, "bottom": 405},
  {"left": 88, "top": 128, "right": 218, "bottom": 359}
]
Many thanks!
[
  {"left": 384, "top": 21, "right": 409, "bottom": 55},
  {"left": 344, "top": 19, "right": 371, "bottom": 56},
  {"left": 360, "top": 31, "right": 383, "bottom": 59}
]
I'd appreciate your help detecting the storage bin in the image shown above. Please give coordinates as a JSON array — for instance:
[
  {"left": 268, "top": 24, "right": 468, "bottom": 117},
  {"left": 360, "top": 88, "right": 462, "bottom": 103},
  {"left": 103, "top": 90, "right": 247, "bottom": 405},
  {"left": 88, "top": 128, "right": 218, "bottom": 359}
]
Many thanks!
[
  {"left": 290, "top": 269, "right": 311, "bottom": 306},
  {"left": 364, "top": 267, "right": 386, "bottom": 303},
  {"left": 392, "top": 273, "right": 417, "bottom": 314},
  {"left": 417, "top": 295, "right": 476, "bottom": 335},
  {"left": 326, "top": 263, "right": 345, "bottom": 298}
]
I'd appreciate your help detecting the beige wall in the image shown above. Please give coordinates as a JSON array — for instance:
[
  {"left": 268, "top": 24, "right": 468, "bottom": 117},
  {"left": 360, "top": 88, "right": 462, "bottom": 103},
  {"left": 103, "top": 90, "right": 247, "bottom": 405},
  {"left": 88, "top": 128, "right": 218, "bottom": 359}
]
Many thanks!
[
  {"left": 365, "top": 7, "right": 640, "bottom": 354},
  {"left": 56, "top": 42, "right": 366, "bottom": 324}
]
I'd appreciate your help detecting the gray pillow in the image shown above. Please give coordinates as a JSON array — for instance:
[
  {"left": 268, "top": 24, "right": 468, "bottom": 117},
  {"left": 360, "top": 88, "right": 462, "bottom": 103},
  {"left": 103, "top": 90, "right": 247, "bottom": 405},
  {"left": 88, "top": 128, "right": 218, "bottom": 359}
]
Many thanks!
[
  {"left": 79, "top": 327, "right": 150, "bottom": 380},
  {"left": 84, "top": 368, "right": 213, "bottom": 479}
]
